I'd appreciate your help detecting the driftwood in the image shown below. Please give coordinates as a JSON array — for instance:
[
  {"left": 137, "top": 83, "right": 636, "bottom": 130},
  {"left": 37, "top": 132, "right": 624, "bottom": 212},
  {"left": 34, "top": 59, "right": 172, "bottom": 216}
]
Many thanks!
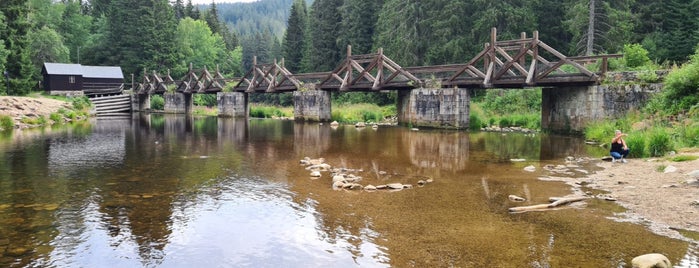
[{"left": 508, "top": 196, "right": 588, "bottom": 213}]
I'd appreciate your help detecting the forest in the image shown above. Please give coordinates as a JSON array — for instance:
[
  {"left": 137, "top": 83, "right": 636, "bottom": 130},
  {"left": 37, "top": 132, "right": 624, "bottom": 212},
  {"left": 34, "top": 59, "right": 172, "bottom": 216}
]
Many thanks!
[{"left": 0, "top": 0, "right": 698, "bottom": 98}]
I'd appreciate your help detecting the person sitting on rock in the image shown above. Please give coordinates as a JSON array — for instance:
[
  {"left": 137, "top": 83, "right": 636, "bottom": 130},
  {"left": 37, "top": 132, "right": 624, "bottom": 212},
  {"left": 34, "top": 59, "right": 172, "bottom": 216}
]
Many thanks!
[{"left": 610, "top": 129, "right": 630, "bottom": 163}]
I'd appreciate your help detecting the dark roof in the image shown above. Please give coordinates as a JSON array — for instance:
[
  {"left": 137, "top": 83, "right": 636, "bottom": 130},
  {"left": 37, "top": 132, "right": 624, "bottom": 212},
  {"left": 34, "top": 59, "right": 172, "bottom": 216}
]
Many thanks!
[{"left": 43, "top": 63, "right": 124, "bottom": 79}]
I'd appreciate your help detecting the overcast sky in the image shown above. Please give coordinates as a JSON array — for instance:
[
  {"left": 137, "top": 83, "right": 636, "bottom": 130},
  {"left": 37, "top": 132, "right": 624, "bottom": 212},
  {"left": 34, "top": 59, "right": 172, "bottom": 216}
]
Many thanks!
[{"left": 189, "top": 0, "right": 258, "bottom": 4}]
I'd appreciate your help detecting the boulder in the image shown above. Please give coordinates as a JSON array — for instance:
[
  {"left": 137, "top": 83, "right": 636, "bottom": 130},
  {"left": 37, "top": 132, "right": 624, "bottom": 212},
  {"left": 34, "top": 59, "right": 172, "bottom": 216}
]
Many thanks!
[
  {"left": 386, "top": 183, "right": 403, "bottom": 189},
  {"left": 355, "top": 122, "right": 366, "bottom": 128},
  {"left": 524, "top": 165, "right": 536, "bottom": 172},
  {"left": 631, "top": 253, "right": 671, "bottom": 268},
  {"left": 663, "top": 165, "right": 677, "bottom": 173},
  {"left": 330, "top": 121, "right": 339, "bottom": 127},
  {"left": 332, "top": 180, "right": 345, "bottom": 189},
  {"left": 310, "top": 171, "right": 321, "bottom": 177},
  {"left": 332, "top": 175, "right": 346, "bottom": 183},
  {"left": 365, "top": 185, "right": 377, "bottom": 191}
]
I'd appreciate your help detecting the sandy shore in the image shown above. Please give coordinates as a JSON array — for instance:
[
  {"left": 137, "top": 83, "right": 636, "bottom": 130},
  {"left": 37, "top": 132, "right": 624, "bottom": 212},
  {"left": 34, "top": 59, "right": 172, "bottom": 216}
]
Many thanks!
[{"left": 568, "top": 151, "right": 699, "bottom": 241}]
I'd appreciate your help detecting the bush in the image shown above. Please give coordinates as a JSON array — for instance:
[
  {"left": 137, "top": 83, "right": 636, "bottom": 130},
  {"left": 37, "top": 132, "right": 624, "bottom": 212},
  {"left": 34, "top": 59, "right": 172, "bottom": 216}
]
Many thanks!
[
  {"left": 151, "top": 95, "right": 165, "bottom": 110},
  {"left": 498, "top": 117, "right": 511, "bottom": 127},
  {"left": 646, "top": 128, "right": 673, "bottom": 157},
  {"left": 49, "top": 112, "right": 63, "bottom": 123},
  {"left": 584, "top": 121, "right": 616, "bottom": 142},
  {"left": 676, "top": 123, "right": 699, "bottom": 147},
  {"left": 625, "top": 134, "right": 646, "bottom": 158},
  {"left": 71, "top": 96, "right": 91, "bottom": 110},
  {"left": 0, "top": 115, "right": 14, "bottom": 130},
  {"left": 469, "top": 113, "right": 483, "bottom": 131},
  {"left": 623, "top": 44, "right": 652, "bottom": 69}
]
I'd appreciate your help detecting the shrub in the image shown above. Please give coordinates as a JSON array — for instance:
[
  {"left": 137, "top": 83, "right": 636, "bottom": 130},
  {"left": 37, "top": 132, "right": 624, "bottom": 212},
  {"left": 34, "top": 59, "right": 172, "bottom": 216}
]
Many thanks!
[
  {"left": 0, "top": 115, "right": 14, "bottom": 130},
  {"left": 623, "top": 44, "right": 652, "bottom": 69},
  {"left": 625, "top": 134, "right": 646, "bottom": 158},
  {"left": 676, "top": 123, "right": 699, "bottom": 147},
  {"left": 71, "top": 96, "right": 91, "bottom": 110},
  {"left": 151, "top": 95, "right": 165, "bottom": 110},
  {"left": 469, "top": 113, "right": 483, "bottom": 131},
  {"left": 49, "top": 112, "right": 63, "bottom": 123},
  {"left": 498, "top": 117, "right": 511, "bottom": 127},
  {"left": 647, "top": 128, "right": 673, "bottom": 157},
  {"left": 584, "top": 121, "right": 616, "bottom": 142}
]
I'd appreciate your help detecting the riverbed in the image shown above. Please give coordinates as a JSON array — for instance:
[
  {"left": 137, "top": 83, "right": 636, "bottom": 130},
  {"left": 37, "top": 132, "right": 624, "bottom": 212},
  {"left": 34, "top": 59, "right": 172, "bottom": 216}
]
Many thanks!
[{"left": 0, "top": 115, "right": 695, "bottom": 267}]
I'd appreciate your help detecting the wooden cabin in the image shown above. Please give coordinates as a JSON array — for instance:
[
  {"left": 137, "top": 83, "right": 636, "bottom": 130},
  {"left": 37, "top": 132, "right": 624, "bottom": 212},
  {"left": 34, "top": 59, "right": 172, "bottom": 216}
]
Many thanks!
[{"left": 42, "top": 63, "right": 124, "bottom": 95}]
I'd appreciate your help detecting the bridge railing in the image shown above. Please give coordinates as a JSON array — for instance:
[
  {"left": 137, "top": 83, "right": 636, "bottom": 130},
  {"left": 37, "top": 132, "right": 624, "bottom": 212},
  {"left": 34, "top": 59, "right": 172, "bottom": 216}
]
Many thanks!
[{"left": 134, "top": 28, "right": 621, "bottom": 94}]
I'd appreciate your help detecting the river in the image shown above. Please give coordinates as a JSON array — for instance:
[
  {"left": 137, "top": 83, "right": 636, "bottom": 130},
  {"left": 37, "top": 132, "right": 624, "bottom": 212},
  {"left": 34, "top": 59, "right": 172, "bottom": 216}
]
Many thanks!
[{"left": 0, "top": 114, "right": 695, "bottom": 267}]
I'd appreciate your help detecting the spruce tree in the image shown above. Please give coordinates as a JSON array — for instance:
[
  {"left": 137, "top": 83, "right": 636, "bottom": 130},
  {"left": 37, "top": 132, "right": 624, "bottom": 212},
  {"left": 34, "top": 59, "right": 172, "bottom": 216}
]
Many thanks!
[
  {"left": 374, "top": 0, "right": 426, "bottom": 66},
  {"left": 0, "top": 0, "right": 34, "bottom": 95},
  {"left": 282, "top": 0, "right": 307, "bottom": 73},
  {"left": 304, "top": 0, "right": 343, "bottom": 72},
  {"left": 204, "top": 2, "right": 221, "bottom": 35},
  {"left": 338, "top": 0, "right": 382, "bottom": 56},
  {"left": 174, "top": 0, "right": 185, "bottom": 20}
]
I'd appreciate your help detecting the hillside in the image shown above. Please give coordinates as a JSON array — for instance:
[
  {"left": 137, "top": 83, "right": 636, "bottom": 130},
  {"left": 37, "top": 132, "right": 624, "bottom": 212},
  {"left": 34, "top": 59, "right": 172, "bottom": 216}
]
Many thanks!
[{"left": 205, "top": 0, "right": 313, "bottom": 38}]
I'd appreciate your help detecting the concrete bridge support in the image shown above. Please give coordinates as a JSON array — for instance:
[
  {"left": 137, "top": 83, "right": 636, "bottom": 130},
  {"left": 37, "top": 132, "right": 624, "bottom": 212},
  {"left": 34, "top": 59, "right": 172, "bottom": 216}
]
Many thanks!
[
  {"left": 163, "top": 92, "right": 192, "bottom": 114},
  {"left": 217, "top": 92, "right": 248, "bottom": 118},
  {"left": 293, "top": 89, "right": 331, "bottom": 122},
  {"left": 132, "top": 94, "right": 150, "bottom": 112},
  {"left": 397, "top": 87, "right": 470, "bottom": 129},
  {"left": 542, "top": 82, "right": 661, "bottom": 133}
]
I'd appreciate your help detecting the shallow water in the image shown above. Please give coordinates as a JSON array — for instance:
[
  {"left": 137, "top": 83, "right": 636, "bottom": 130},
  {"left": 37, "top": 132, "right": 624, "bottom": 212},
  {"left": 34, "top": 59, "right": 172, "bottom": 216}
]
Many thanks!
[{"left": 0, "top": 115, "right": 696, "bottom": 267}]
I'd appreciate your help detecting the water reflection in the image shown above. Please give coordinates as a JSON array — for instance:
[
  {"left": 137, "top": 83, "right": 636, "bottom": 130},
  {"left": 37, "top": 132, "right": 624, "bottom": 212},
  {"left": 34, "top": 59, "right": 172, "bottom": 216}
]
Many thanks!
[{"left": 0, "top": 115, "right": 696, "bottom": 267}]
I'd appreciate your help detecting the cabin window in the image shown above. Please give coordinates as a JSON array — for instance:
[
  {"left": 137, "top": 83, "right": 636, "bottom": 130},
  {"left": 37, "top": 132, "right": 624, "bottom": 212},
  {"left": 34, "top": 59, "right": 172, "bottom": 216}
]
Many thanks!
[{"left": 69, "top": 76, "right": 75, "bottom": 83}]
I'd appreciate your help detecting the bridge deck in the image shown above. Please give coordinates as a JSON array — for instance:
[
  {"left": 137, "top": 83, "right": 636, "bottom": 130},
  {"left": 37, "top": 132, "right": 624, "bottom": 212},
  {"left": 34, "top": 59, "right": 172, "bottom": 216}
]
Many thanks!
[{"left": 134, "top": 28, "right": 620, "bottom": 95}]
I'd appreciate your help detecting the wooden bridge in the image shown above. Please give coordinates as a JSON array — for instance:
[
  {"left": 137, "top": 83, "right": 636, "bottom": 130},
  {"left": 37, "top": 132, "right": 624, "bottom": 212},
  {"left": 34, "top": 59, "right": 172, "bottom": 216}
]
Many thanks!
[{"left": 133, "top": 28, "right": 621, "bottom": 94}]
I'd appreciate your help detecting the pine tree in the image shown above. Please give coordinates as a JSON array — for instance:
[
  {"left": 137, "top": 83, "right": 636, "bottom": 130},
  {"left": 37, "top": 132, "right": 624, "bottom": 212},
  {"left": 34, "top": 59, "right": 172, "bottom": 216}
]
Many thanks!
[
  {"left": 0, "top": 0, "right": 34, "bottom": 95},
  {"left": 338, "top": 0, "right": 382, "bottom": 56},
  {"left": 59, "top": 0, "right": 92, "bottom": 64},
  {"left": 204, "top": 1, "right": 221, "bottom": 35},
  {"left": 304, "top": 0, "right": 343, "bottom": 72},
  {"left": 281, "top": 0, "right": 307, "bottom": 72},
  {"left": 374, "top": 0, "right": 426, "bottom": 66},
  {"left": 174, "top": 0, "right": 185, "bottom": 20},
  {"left": 101, "top": 0, "right": 178, "bottom": 78}
]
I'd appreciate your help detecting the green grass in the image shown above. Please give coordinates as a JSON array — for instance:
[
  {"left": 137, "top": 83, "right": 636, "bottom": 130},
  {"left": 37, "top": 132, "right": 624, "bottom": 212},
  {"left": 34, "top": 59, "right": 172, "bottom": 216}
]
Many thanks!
[
  {"left": 330, "top": 103, "right": 392, "bottom": 123},
  {"left": 670, "top": 155, "right": 698, "bottom": 162},
  {"left": 0, "top": 115, "right": 14, "bottom": 131},
  {"left": 249, "top": 104, "right": 293, "bottom": 118}
]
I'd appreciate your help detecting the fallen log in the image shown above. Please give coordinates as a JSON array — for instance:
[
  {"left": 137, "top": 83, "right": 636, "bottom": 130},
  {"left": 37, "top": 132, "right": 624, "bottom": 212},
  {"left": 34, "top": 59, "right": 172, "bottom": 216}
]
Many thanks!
[{"left": 508, "top": 196, "right": 588, "bottom": 213}]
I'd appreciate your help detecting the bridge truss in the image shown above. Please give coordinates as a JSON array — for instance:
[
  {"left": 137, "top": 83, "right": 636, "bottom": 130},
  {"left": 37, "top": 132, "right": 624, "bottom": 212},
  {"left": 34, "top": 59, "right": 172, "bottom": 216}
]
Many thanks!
[{"left": 134, "top": 28, "right": 620, "bottom": 95}]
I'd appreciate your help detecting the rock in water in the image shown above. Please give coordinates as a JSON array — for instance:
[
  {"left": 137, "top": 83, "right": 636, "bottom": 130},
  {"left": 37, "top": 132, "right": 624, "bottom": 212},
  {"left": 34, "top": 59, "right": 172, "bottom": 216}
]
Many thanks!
[
  {"left": 631, "top": 253, "right": 671, "bottom": 268},
  {"left": 508, "top": 195, "right": 526, "bottom": 202},
  {"left": 386, "top": 183, "right": 403, "bottom": 189}
]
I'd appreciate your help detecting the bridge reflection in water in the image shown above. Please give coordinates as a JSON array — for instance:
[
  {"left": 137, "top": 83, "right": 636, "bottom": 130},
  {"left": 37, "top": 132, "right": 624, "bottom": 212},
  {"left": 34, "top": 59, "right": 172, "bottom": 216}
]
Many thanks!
[{"left": 0, "top": 116, "right": 695, "bottom": 267}]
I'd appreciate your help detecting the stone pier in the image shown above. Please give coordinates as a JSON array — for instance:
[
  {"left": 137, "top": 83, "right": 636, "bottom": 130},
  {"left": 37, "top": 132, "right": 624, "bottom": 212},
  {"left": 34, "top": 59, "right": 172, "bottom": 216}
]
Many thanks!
[
  {"left": 542, "top": 81, "right": 662, "bottom": 133},
  {"left": 293, "top": 89, "right": 331, "bottom": 122},
  {"left": 132, "top": 94, "right": 150, "bottom": 112},
  {"left": 217, "top": 92, "right": 248, "bottom": 118},
  {"left": 397, "top": 87, "right": 470, "bottom": 129},
  {"left": 163, "top": 92, "right": 192, "bottom": 114}
]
